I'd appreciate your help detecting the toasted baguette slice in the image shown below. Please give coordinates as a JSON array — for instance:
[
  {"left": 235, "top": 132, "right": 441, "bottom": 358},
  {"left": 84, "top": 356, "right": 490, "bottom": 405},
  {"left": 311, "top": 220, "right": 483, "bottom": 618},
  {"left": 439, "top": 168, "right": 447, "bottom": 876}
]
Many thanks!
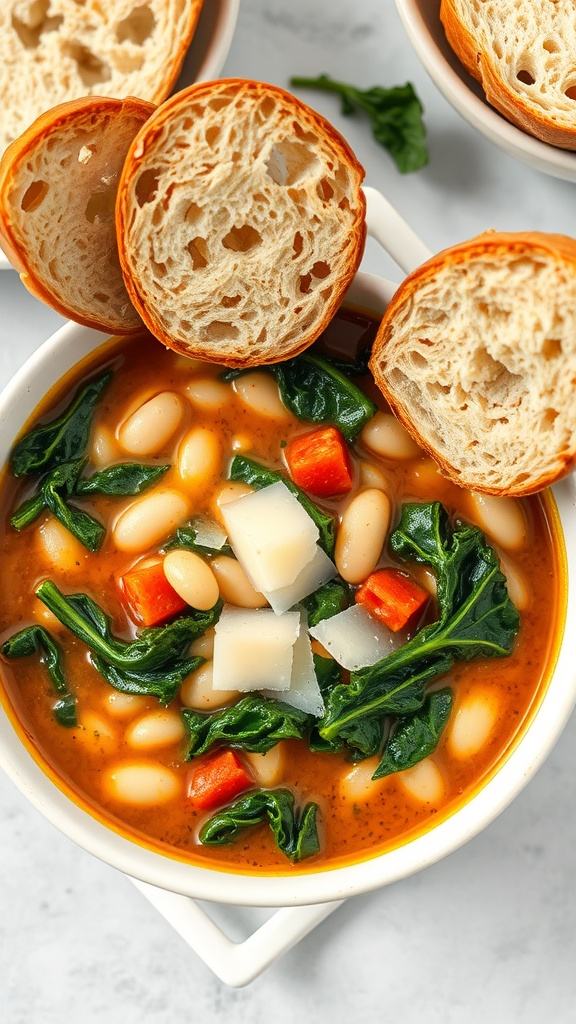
[
  {"left": 0, "top": 1, "right": 203, "bottom": 157},
  {"left": 0, "top": 96, "right": 154, "bottom": 333},
  {"left": 116, "top": 79, "right": 366, "bottom": 367},
  {"left": 440, "top": 0, "right": 576, "bottom": 149},
  {"left": 369, "top": 231, "right": 576, "bottom": 496}
]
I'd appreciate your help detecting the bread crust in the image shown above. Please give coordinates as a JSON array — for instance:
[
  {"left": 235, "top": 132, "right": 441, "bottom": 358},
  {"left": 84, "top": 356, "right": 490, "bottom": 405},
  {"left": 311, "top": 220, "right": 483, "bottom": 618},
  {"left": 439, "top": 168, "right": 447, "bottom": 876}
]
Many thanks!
[
  {"left": 440, "top": 0, "right": 576, "bottom": 150},
  {"left": 370, "top": 231, "right": 576, "bottom": 496},
  {"left": 116, "top": 78, "right": 366, "bottom": 367},
  {"left": 0, "top": 1, "right": 204, "bottom": 158},
  {"left": 0, "top": 96, "right": 154, "bottom": 333}
]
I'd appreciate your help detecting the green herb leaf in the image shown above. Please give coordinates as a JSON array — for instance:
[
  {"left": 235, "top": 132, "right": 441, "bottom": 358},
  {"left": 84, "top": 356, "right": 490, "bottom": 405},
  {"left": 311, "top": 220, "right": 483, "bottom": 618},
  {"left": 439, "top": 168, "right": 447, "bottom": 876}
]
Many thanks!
[
  {"left": 319, "top": 502, "right": 519, "bottom": 752},
  {"left": 75, "top": 463, "right": 169, "bottom": 496},
  {"left": 182, "top": 695, "right": 311, "bottom": 759},
  {"left": 372, "top": 687, "right": 453, "bottom": 779},
  {"left": 229, "top": 455, "right": 336, "bottom": 556},
  {"left": 35, "top": 581, "right": 220, "bottom": 702},
  {"left": 11, "top": 458, "right": 105, "bottom": 551},
  {"left": 274, "top": 352, "right": 376, "bottom": 441},
  {"left": 302, "top": 579, "right": 349, "bottom": 627},
  {"left": 290, "top": 74, "right": 428, "bottom": 173},
  {"left": 10, "top": 370, "right": 112, "bottom": 477},
  {"left": 162, "top": 516, "right": 233, "bottom": 557},
  {"left": 199, "top": 788, "right": 320, "bottom": 862},
  {"left": 2, "top": 625, "right": 77, "bottom": 727}
]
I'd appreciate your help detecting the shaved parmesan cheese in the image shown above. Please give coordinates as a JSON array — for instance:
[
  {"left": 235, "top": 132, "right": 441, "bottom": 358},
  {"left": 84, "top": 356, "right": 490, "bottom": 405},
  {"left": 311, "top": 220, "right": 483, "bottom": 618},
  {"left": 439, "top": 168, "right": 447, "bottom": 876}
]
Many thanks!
[
  {"left": 309, "top": 604, "right": 401, "bottom": 671},
  {"left": 187, "top": 514, "right": 228, "bottom": 551},
  {"left": 263, "top": 545, "right": 337, "bottom": 615},
  {"left": 221, "top": 482, "right": 319, "bottom": 592},
  {"left": 212, "top": 605, "right": 300, "bottom": 691},
  {"left": 262, "top": 612, "right": 324, "bottom": 717}
]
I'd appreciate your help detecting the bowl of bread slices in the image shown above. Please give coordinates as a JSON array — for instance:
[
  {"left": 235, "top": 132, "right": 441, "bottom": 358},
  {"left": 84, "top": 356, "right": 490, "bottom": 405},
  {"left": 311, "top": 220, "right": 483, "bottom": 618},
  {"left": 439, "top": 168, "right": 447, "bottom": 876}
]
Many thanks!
[
  {"left": 0, "top": 79, "right": 576, "bottom": 915},
  {"left": 395, "top": 0, "right": 576, "bottom": 182}
]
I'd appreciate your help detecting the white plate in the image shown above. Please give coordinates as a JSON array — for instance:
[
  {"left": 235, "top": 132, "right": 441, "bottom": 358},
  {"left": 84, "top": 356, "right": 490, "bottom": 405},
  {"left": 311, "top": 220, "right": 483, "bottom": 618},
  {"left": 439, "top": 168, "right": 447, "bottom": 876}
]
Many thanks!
[
  {"left": 395, "top": 0, "right": 576, "bottom": 183},
  {"left": 0, "top": 0, "right": 240, "bottom": 272}
]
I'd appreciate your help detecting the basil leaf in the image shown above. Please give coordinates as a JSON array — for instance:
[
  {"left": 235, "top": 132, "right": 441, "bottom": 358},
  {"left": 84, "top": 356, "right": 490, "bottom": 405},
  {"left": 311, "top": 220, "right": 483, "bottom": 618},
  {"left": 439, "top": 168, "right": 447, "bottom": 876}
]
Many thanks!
[
  {"left": 75, "top": 463, "right": 169, "bottom": 496},
  {"left": 2, "top": 625, "right": 77, "bottom": 727},
  {"left": 199, "top": 788, "right": 320, "bottom": 862},
  {"left": 229, "top": 455, "right": 336, "bottom": 556},
  {"left": 274, "top": 352, "right": 376, "bottom": 441},
  {"left": 182, "top": 695, "right": 310, "bottom": 759},
  {"left": 290, "top": 75, "right": 427, "bottom": 174},
  {"left": 372, "top": 687, "right": 453, "bottom": 779},
  {"left": 10, "top": 370, "right": 112, "bottom": 477},
  {"left": 319, "top": 502, "right": 519, "bottom": 752}
]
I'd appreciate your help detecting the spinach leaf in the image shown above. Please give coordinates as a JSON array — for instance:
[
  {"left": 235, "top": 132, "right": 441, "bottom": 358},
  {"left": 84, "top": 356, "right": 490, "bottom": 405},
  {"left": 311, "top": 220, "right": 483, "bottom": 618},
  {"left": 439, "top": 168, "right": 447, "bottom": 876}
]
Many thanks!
[
  {"left": 290, "top": 74, "right": 427, "bottom": 173},
  {"left": 274, "top": 352, "right": 376, "bottom": 441},
  {"left": 229, "top": 455, "right": 336, "bottom": 556},
  {"left": 372, "top": 687, "right": 452, "bottom": 779},
  {"left": 162, "top": 517, "right": 233, "bottom": 557},
  {"left": 75, "top": 463, "right": 169, "bottom": 496},
  {"left": 10, "top": 370, "right": 112, "bottom": 477},
  {"left": 35, "top": 581, "right": 219, "bottom": 703},
  {"left": 11, "top": 459, "right": 105, "bottom": 551},
  {"left": 302, "top": 579, "right": 349, "bottom": 627},
  {"left": 182, "top": 695, "right": 311, "bottom": 759},
  {"left": 308, "top": 654, "right": 344, "bottom": 753},
  {"left": 2, "top": 625, "right": 76, "bottom": 727},
  {"left": 199, "top": 788, "right": 320, "bottom": 862},
  {"left": 319, "top": 502, "right": 519, "bottom": 752}
]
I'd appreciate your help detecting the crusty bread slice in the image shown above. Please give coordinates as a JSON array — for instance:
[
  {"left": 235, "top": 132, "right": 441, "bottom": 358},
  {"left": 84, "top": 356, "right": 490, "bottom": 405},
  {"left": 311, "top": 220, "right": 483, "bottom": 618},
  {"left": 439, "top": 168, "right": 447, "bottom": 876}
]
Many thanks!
[
  {"left": 115, "top": 78, "right": 366, "bottom": 367},
  {"left": 369, "top": 231, "right": 576, "bottom": 496},
  {"left": 440, "top": 0, "right": 576, "bottom": 149},
  {"left": 0, "top": 95, "right": 154, "bottom": 333},
  {"left": 0, "top": 0, "right": 203, "bottom": 158}
]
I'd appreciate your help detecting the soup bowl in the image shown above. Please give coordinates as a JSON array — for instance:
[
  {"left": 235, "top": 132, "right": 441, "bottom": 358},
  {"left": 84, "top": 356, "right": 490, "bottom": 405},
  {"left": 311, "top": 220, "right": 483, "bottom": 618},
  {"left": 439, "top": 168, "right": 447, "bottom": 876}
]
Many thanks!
[{"left": 0, "top": 189, "right": 575, "bottom": 912}]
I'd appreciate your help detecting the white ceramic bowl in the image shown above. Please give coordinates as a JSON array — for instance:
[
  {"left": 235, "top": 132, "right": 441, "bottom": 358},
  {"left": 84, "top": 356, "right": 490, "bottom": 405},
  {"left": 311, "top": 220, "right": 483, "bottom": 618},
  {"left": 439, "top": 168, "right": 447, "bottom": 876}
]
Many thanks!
[
  {"left": 0, "top": 0, "right": 240, "bottom": 272},
  {"left": 395, "top": 0, "right": 576, "bottom": 183},
  {"left": 1, "top": 193, "right": 575, "bottom": 909}
]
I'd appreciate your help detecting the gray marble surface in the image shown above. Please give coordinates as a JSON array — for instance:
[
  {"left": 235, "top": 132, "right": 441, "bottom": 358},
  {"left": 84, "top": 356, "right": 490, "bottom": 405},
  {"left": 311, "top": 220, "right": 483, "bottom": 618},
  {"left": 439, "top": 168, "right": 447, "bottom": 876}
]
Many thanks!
[{"left": 1, "top": 1, "right": 576, "bottom": 1019}]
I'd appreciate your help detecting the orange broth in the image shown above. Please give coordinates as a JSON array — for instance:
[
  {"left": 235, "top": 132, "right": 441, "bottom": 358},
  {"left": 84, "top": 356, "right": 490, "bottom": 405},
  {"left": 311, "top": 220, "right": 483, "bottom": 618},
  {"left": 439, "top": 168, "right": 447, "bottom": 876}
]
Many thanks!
[{"left": 0, "top": 310, "right": 566, "bottom": 874}]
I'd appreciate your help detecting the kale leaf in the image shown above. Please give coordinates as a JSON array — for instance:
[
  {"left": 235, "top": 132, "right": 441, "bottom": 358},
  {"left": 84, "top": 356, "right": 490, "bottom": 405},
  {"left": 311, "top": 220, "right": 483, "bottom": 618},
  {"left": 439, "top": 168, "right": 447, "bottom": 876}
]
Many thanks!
[
  {"left": 198, "top": 788, "right": 320, "bottom": 862},
  {"left": 273, "top": 352, "right": 376, "bottom": 441},
  {"left": 181, "top": 695, "right": 311, "bottom": 759},
  {"left": 372, "top": 687, "right": 453, "bottom": 779}
]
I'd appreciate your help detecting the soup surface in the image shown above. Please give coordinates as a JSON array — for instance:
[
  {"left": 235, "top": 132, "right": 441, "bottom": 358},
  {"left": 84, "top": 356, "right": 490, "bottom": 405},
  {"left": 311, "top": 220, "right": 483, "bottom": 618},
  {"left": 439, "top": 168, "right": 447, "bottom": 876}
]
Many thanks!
[{"left": 0, "top": 309, "right": 565, "bottom": 874}]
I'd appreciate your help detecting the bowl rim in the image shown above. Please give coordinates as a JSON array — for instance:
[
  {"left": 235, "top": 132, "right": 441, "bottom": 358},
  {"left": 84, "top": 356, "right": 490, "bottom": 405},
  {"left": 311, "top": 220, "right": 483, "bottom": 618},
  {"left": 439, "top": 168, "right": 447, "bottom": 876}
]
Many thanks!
[
  {"left": 395, "top": 0, "right": 576, "bottom": 183},
  {"left": 0, "top": 269, "right": 575, "bottom": 907}
]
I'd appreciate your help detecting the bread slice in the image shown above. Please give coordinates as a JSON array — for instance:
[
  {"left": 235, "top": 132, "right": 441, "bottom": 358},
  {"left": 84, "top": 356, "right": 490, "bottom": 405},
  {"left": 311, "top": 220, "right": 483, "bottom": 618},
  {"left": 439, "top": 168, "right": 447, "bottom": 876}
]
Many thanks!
[
  {"left": 0, "top": 96, "right": 154, "bottom": 333},
  {"left": 116, "top": 78, "right": 366, "bottom": 367},
  {"left": 440, "top": 0, "right": 576, "bottom": 149},
  {"left": 0, "top": 0, "right": 203, "bottom": 158},
  {"left": 369, "top": 231, "right": 576, "bottom": 496}
]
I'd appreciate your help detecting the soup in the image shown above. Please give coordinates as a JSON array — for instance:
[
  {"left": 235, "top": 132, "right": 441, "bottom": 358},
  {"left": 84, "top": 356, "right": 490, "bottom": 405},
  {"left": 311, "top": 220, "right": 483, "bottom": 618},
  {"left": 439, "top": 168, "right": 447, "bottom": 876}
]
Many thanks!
[{"left": 0, "top": 308, "right": 565, "bottom": 874}]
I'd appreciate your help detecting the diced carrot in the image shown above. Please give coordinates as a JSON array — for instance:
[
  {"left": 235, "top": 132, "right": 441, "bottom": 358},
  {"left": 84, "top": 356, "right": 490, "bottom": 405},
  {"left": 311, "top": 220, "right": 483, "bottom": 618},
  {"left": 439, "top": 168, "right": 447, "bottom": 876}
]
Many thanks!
[
  {"left": 285, "top": 426, "right": 353, "bottom": 498},
  {"left": 120, "top": 560, "right": 187, "bottom": 627},
  {"left": 187, "top": 750, "right": 254, "bottom": 810},
  {"left": 356, "top": 567, "right": 430, "bottom": 632}
]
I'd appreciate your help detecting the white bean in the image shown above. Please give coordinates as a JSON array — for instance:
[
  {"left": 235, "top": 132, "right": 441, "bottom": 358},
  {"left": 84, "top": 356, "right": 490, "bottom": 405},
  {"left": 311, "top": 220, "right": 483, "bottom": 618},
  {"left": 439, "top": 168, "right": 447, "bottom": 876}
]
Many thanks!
[
  {"left": 498, "top": 552, "right": 530, "bottom": 611},
  {"left": 212, "top": 481, "right": 254, "bottom": 524},
  {"left": 230, "top": 433, "right": 253, "bottom": 454},
  {"left": 90, "top": 424, "right": 120, "bottom": 467},
  {"left": 339, "top": 757, "right": 382, "bottom": 801},
  {"left": 104, "top": 762, "right": 181, "bottom": 805},
  {"left": 37, "top": 518, "right": 89, "bottom": 571},
  {"left": 361, "top": 412, "right": 422, "bottom": 460},
  {"left": 399, "top": 758, "right": 445, "bottom": 805},
  {"left": 335, "top": 488, "right": 392, "bottom": 584},
  {"left": 448, "top": 692, "right": 498, "bottom": 758},
  {"left": 358, "top": 460, "right": 390, "bottom": 491},
  {"left": 190, "top": 627, "right": 215, "bottom": 659},
  {"left": 126, "top": 710, "right": 186, "bottom": 750},
  {"left": 467, "top": 492, "right": 527, "bottom": 551},
  {"left": 186, "top": 377, "right": 231, "bottom": 410},
  {"left": 105, "top": 692, "right": 150, "bottom": 718},
  {"left": 72, "top": 712, "right": 118, "bottom": 754},
  {"left": 112, "top": 489, "right": 190, "bottom": 553},
  {"left": 245, "top": 745, "right": 286, "bottom": 787},
  {"left": 177, "top": 426, "right": 221, "bottom": 487},
  {"left": 210, "top": 555, "right": 268, "bottom": 608},
  {"left": 163, "top": 550, "right": 219, "bottom": 610},
  {"left": 118, "top": 391, "right": 185, "bottom": 456},
  {"left": 179, "top": 661, "right": 238, "bottom": 710},
  {"left": 234, "top": 372, "right": 291, "bottom": 419}
]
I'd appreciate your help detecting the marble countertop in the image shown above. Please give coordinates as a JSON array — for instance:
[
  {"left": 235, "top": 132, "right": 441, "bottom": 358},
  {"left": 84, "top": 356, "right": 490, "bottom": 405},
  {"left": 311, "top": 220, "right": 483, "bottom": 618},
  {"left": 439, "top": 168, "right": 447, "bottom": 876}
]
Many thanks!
[{"left": 2, "top": 1, "right": 576, "bottom": 1019}]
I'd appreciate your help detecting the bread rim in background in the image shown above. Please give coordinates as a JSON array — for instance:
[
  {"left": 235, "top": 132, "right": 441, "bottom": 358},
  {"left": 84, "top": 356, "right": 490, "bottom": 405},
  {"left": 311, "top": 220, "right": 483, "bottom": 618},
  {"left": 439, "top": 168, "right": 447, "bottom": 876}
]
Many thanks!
[
  {"left": 369, "top": 231, "right": 576, "bottom": 497},
  {"left": 0, "top": 0, "right": 204, "bottom": 158},
  {"left": 440, "top": 0, "right": 576, "bottom": 150},
  {"left": 0, "top": 96, "right": 154, "bottom": 334},
  {"left": 116, "top": 78, "right": 367, "bottom": 367}
]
